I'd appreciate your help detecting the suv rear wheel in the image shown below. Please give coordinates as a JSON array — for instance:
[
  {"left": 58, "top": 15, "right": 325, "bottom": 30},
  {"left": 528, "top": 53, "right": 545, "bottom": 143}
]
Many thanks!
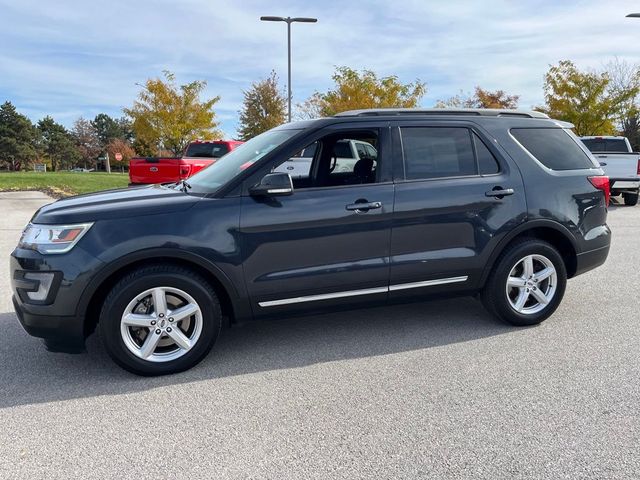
[
  {"left": 481, "top": 239, "right": 567, "bottom": 326},
  {"left": 98, "top": 265, "right": 222, "bottom": 376}
]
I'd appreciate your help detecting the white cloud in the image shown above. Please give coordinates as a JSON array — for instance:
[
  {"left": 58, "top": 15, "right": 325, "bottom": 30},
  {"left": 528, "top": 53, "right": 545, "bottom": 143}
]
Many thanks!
[{"left": 1, "top": 0, "right": 639, "bottom": 135}]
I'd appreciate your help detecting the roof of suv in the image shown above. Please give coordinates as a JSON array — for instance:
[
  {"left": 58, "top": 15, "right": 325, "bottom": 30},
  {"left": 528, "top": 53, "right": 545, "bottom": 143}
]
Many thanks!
[{"left": 334, "top": 108, "right": 549, "bottom": 119}]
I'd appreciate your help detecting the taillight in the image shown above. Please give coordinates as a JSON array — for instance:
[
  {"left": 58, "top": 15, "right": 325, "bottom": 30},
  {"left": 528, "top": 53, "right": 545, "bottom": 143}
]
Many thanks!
[
  {"left": 179, "top": 164, "right": 192, "bottom": 179},
  {"left": 637, "top": 159, "right": 640, "bottom": 175},
  {"left": 588, "top": 175, "right": 610, "bottom": 207}
]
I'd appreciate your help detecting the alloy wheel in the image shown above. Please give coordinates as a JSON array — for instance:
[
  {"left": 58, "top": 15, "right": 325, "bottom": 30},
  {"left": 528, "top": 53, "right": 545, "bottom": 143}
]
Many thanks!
[
  {"left": 120, "top": 286, "right": 203, "bottom": 362},
  {"left": 505, "top": 254, "right": 557, "bottom": 315}
]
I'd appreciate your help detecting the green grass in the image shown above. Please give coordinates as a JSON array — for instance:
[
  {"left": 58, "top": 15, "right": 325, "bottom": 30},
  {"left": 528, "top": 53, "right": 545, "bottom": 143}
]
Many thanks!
[{"left": 0, "top": 171, "right": 130, "bottom": 197}]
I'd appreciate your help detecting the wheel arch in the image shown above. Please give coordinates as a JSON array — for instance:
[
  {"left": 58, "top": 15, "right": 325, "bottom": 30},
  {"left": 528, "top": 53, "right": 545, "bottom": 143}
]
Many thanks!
[
  {"left": 80, "top": 249, "right": 245, "bottom": 338},
  {"left": 480, "top": 220, "right": 578, "bottom": 287}
]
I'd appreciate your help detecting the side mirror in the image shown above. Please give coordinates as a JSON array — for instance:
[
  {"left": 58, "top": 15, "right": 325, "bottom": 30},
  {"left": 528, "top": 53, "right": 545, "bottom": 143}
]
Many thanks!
[{"left": 249, "top": 172, "right": 294, "bottom": 197}]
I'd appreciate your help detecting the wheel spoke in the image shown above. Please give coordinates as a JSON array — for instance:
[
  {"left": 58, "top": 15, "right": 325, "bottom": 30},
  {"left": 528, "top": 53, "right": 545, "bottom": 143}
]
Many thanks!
[
  {"left": 508, "top": 276, "right": 526, "bottom": 288},
  {"left": 530, "top": 288, "right": 549, "bottom": 305},
  {"left": 122, "top": 313, "right": 155, "bottom": 328},
  {"left": 167, "top": 327, "right": 192, "bottom": 351},
  {"left": 139, "top": 330, "right": 162, "bottom": 359},
  {"left": 522, "top": 255, "right": 534, "bottom": 278},
  {"left": 534, "top": 267, "right": 555, "bottom": 282},
  {"left": 514, "top": 289, "right": 529, "bottom": 311},
  {"left": 152, "top": 288, "right": 167, "bottom": 316},
  {"left": 169, "top": 303, "right": 199, "bottom": 323}
]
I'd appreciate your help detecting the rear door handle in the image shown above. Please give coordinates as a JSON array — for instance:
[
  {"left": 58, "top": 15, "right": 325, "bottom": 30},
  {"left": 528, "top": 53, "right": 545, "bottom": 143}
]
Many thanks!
[
  {"left": 346, "top": 201, "right": 382, "bottom": 212},
  {"left": 485, "top": 188, "right": 514, "bottom": 198}
]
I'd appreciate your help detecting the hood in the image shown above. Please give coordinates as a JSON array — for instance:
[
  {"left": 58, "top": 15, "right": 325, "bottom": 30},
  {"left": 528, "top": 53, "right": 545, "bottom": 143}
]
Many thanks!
[{"left": 32, "top": 185, "right": 201, "bottom": 224}]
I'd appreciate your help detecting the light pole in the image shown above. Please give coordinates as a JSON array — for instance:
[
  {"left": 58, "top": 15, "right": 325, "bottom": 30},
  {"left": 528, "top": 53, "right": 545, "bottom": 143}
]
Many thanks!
[{"left": 260, "top": 15, "right": 317, "bottom": 122}]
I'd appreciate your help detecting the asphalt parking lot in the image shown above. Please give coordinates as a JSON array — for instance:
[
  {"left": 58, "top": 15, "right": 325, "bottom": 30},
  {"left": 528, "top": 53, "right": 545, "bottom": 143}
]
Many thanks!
[{"left": 0, "top": 191, "right": 638, "bottom": 479}]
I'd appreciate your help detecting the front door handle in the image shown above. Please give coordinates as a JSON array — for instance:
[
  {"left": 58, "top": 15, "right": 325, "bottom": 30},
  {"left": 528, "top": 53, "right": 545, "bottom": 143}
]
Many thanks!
[
  {"left": 485, "top": 188, "right": 514, "bottom": 198},
  {"left": 346, "top": 201, "right": 382, "bottom": 212}
]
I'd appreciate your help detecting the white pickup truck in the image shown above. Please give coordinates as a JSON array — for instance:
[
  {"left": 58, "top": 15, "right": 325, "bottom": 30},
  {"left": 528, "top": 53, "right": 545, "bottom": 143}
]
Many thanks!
[
  {"left": 580, "top": 136, "right": 640, "bottom": 206},
  {"left": 274, "top": 139, "right": 377, "bottom": 179}
]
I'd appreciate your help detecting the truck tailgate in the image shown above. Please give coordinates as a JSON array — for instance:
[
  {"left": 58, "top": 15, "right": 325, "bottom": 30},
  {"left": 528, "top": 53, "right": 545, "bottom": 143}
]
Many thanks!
[
  {"left": 594, "top": 153, "right": 640, "bottom": 180},
  {"left": 129, "top": 158, "right": 182, "bottom": 184}
]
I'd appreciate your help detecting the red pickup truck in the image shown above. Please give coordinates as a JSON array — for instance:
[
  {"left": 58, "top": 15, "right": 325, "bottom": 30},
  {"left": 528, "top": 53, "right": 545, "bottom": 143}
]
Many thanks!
[{"left": 129, "top": 140, "right": 243, "bottom": 185}]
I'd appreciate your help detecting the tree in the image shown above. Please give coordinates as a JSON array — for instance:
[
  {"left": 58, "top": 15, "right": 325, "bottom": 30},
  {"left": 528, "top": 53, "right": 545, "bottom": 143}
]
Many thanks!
[
  {"left": 106, "top": 138, "right": 136, "bottom": 170},
  {"left": 0, "top": 101, "right": 37, "bottom": 170},
  {"left": 92, "top": 113, "right": 133, "bottom": 147},
  {"left": 37, "top": 116, "right": 80, "bottom": 171},
  {"left": 124, "top": 71, "right": 222, "bottom": 155},
  {"left": 71, "top": 117, "right": 101, "bottom": 168},
  {"left": 436, "top": 87, "right": 519, "bottom": 109},
  {"left": 540, "top": 60, "right": 640, "bottom": 136},
  {"left": 237, "top": 71, "right": 286, "bottom": 140},
  {"left": 606, "top": 58, "right": 640, "bottom": 149},
  {"left": 298, "top": 66, "right": 426, "bottom": 118}
]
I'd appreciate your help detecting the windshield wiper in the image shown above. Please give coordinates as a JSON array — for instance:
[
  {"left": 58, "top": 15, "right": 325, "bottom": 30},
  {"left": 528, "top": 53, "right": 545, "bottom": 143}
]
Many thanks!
[{"left": 178, "top": 179, "right": 192, "bottom": 193}]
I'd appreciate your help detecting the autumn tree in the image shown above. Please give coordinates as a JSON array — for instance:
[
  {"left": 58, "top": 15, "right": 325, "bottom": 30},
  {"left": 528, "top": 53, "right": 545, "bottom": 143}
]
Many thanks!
[
  {"left": 540, "top": 60, "right": 640, "bottom": 136},
  {"left": 237, "top": 71, "right": 286, "bottom": 140},
  {"left": 436, "top": 87, "right": 519, "bottom": 109},
  {"left": 0, "top": 101, "right": 37, "bottom": 170},
  {"left": 298, "top": 66, "right": 426, "bottom": 118},
  {"left": 125, "top": 71, "right": 222, "bottom": 155},
  {"left": 106, "top": 138, "right": 136, "bottom": 169},
  {"left": 71, "top": 117, "right": 101, "bottom": 168},
  {"left": 37, "top": 116, "right": 80, "bottom": 171}
]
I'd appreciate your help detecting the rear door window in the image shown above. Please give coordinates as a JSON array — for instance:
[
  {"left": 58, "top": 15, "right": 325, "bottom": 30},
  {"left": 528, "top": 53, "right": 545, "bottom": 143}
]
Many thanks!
[
  {"left": 400, "top": 127, "right": 477, "bottom": 180},
  {"left": 511, "top": 128, "right": 595, "bottom": 170},
  {"left": 473, "top": 133, "right": 500, "bottom": 175}
]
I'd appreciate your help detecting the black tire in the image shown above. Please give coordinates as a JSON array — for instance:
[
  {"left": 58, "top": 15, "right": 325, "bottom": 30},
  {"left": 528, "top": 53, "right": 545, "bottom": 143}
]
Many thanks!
[
  {"left": 623, "top": 192, "right": 639, "bottom": 206},
  {"left": 98, "top": 265, "right": 222, "bottom": 376},
  {"left": 481, "top": 238, "right": 567, "bottom": 326}
]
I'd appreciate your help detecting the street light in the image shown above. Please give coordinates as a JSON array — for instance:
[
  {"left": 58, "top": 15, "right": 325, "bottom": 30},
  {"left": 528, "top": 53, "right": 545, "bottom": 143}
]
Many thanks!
[
  {"left": 260, "top": 15, "right": 318, "bottom": 122},
  {"left": 627, "top": 13, "right": 640, "bottom": 17}
]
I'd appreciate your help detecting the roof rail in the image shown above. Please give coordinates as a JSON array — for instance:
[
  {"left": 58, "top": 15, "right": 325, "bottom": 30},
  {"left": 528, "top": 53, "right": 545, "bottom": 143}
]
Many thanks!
[{"left": 334, "top": 108, "right": 549, "bottom": 119}]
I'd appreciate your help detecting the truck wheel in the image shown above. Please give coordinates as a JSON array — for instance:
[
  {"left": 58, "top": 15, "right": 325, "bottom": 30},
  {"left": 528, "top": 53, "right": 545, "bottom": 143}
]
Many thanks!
[
  {"left": 623, "top": 192, "right": 639, "bottom": 206},
  {"left": 98, "top": 265, "right": 222, "bottom": 376},
  {"left": 481, "top": 239, "right": 567, "bottom": 326}
]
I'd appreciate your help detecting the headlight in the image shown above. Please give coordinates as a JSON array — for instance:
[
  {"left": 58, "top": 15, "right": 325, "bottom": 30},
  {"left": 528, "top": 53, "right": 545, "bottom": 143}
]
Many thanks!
[{"left": 18, "top": 223, "right": 93, "bottom": 254}]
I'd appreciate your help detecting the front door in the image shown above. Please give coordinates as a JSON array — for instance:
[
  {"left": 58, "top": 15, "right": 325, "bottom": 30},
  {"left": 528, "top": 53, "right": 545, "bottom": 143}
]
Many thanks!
[{"left": 240, "top": 124, "right": 395, "bottom": 316}]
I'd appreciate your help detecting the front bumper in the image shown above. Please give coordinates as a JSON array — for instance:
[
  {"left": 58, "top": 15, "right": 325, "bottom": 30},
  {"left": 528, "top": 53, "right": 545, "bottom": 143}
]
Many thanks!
[
  {"left": 12, "top": 295, "right": 85, "bottom": 352},
  {"left": 10, "top": 247, "right": 105, "bottom": 352}
]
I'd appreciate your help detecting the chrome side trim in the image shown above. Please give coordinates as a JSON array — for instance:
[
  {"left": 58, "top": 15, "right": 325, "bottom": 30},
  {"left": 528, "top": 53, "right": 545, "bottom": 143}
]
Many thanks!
[
  {"left": 258, "top": 286, "right": 388, "bottom": 307},
  {"left": 258, "top": 275, "right": 469, "bottom": 307},
  {"left": 389, "top": 276, "right": 468, "bottom": 292}
]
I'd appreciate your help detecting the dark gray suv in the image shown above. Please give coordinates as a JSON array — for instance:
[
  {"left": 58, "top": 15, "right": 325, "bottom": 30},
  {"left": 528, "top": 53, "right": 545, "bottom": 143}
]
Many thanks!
[{"left": 11, "top": 109, "right": 611, "bottom": 375}]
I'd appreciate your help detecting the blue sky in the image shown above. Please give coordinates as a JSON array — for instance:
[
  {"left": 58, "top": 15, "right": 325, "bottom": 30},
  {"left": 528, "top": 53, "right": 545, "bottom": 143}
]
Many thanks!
[{"left": 1, "top": 0, "right": 640, "bottom": 138}]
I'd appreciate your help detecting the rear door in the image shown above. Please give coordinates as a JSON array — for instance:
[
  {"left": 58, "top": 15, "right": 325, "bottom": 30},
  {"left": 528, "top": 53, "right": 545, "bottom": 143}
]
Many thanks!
[{"left": 388, "top": 121, "right": 527, "bottom": 298}]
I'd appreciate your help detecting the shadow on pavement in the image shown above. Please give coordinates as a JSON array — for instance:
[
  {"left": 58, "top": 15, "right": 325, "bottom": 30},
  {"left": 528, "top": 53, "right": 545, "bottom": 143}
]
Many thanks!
[{"left": 0, "top": 297, "right": 519, "bottom": 409}]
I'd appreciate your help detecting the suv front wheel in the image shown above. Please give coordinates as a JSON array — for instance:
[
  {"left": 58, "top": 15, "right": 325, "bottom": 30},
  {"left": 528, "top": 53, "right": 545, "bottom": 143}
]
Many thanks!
[
  {"left": 98, "top": 265, "right": 222, "bottom": 376},
  {"left": 481, "top": 239, "right": 567, "bottom": 326}
]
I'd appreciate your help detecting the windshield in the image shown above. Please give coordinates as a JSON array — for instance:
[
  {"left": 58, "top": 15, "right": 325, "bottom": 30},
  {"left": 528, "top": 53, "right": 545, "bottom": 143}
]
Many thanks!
[
  {"left": 185, "top": 142, "right": 230, "bottom": 158},
  {"left": 186, "top": 129, "right": 300, "bottom": 192}
]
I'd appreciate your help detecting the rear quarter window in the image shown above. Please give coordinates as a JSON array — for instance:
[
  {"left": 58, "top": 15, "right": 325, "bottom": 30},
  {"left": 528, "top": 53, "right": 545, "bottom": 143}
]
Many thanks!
[{"left": 511, "top": 128, "right": 595, "bottom": 170}]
